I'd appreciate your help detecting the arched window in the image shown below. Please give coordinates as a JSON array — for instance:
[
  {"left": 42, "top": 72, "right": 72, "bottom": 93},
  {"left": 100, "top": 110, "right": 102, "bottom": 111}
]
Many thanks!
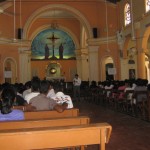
[
  {"left": 145, "top": 0, "right": 150, "bottom": 13},
  {"left": 124, "top": 3, "right": 131, "bottom": 26}
]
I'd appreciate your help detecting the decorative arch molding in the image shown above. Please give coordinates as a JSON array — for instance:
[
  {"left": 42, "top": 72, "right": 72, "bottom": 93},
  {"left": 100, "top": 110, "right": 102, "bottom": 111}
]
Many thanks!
[
  {"left": 29, "top": 25, "right": 80, "bottom": 49},
  {"left": 100, "top": 55, "right": 115, "bottom": 68},
  {"left": 123, "top": 36, "right": 131, "bottom": 58},
  {"left": 3, "top": 57, "right": 17, "bottom": 83},
  {"left": 142, "top": 26, "right": 150, "bottom": 52},
  {"left": 3, "top": 57, "right": 17, "bottom": 73},
  {"left": 23, "top": 4, "right": 92, "bottom": 39},
  {"left": 100, "top": 55, "right": 115, "bottom": 81}
]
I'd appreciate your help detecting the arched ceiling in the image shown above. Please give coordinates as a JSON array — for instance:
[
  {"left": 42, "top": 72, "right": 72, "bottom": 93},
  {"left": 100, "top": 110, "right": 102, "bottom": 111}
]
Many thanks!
[
  {"left": 39, "top": 10, "right": 74, "bottom": 19},
  {"left": 0, "top": 0, "right": 122, "bottom": 4}
]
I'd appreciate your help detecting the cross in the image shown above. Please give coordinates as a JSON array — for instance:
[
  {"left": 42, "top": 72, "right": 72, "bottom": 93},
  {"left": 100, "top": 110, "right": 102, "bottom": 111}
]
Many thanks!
[{"left": 47, "top": 32, "right": 60, "bottom": 58}]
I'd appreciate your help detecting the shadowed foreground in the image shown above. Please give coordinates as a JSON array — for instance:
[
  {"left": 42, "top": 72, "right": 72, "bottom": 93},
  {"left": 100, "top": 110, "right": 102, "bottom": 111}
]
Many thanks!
[{"left": 74, "top": 101, "right": 150, "bottom": 150}]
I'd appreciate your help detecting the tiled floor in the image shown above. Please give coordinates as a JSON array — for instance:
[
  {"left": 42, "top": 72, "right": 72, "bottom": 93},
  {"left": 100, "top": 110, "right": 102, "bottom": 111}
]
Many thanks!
[{"left": 74, "top": 101, "right": 150, "bottom": 150}]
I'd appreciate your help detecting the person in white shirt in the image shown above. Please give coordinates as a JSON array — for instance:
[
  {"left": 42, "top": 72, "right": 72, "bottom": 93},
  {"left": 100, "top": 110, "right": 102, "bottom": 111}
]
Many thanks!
[
  {"left": 73, "top": 74, "right": 81, "bottom": 101},
  {"left": 51, "top": 91, "right": 73, "bottom": 109},
  {"left": 47, "top": 82, "right": 56, "bottom": 98},
  {"left": 25, "top": 76, "right": 40, "bottom": 104},
  {"left": 23, "top": 81, "right": 31, "bottom": 99}
]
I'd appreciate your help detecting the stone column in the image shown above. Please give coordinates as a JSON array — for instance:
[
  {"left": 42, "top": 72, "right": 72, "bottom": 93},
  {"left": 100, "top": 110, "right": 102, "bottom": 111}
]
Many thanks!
[
  {"left": 75, "top": 48, "right": 90, "bottom": 81},
  {"left": 19, "top": 47, "right": 31, "bottom": 83},
  {"left": 88, "top": 46, "right": 99, "bottom": 82},
  {"left": 80, "top": 48, "right": 89, "bottom": 81},
  {"left": 137, "top": 51, "right": 146, "bottom": 79},
  {"left": 75, "top": 49, "right": 82, "bottom": 78},
  {"left": 135, "top": 22, "right": 146, "bottom": 79}
]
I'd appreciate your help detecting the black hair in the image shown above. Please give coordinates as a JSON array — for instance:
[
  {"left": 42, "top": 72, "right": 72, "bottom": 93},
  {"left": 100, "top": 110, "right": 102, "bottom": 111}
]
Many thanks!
[
  {"left": 40, "top": 80, "right": 50, "bottom": 94},
  {"left": 31, "top": 76, "right": 41, "bottom": 92},
  {"left": 1, "top": 88, "right": 16, "bottom": 114}
]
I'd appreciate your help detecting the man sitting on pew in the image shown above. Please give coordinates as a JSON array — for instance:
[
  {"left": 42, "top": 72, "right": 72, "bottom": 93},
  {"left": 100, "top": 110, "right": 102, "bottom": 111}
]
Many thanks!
[{"left": 29, "top": 80, "right": 68, "bottom": 112}]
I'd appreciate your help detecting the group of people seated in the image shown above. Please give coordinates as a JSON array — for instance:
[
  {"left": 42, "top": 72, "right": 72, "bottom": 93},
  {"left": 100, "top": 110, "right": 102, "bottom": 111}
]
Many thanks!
[
  {"left": 88, "top": 78, "right": 150, "bottom": 106},
  {"left": 0, "top": 76, "right": 73, "bottom": 121},
  {"left": 1, "top": 77, "right": 149, "bottom": 121}
]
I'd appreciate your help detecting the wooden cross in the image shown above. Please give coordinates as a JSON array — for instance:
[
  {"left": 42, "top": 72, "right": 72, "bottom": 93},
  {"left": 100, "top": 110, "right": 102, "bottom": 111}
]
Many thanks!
[{"left": 47, "top": 32, "right": 60, "bottom": 58}]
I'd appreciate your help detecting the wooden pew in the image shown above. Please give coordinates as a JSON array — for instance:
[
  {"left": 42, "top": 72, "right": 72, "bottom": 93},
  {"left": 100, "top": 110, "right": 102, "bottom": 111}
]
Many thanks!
[
  {"left": 0, "top": 116, "right": 90, "bottom": 130},
  {"left": 24, "top": 108, "right": 79, "bottom": 120},
  {"left": 0, "top": 123, "right": 112, "bottom": 150}
]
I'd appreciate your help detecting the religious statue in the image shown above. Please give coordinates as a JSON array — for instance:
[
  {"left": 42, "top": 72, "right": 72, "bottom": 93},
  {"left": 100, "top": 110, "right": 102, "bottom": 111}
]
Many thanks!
[
  {"left": 45, "top": 44, "right": 49, "bottom": 59},
  {"left": 47, "top": 32, "right": 59, "bottom": 59},
  {"left": 116, "top": 29, "right": 124, "bottom": 51},
  {"left": 59, "top": 43, "right": 64, "bottom": 59}
]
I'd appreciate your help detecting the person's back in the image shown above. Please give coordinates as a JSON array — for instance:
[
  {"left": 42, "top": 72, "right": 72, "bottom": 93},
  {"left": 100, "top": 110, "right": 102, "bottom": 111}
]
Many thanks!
[
  {"left": 51, "top": 91, "right": 73, "bottom": 109},
  {"left": 47, "top": 81, "right": 56, "bottom": 98},
  {"left": 30, "top": 94, "right": 56, "bottom": 110},
  {"left": 30, "top": 80, "right": 68, "bottom": 112},
  {"left": 133, "top": 79, "right": 147, "bottom": 103},
  {"left": 23, "top": 81, "right": 31, "bottom": 98},
  {"left": 73, "top": 74, "right": 81, "bottom": 101},
  {"left": 25, "top": 76, "right": 40, "bottom": 104},
  {"left": 0, "top": 87, "right": 24, "bottom": 121}
]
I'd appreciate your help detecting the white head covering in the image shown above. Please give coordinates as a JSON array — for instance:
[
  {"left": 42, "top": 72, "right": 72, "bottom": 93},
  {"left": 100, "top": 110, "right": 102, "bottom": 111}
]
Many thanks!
[
  {"left": 52, "top": 92, "right": 73, "bottom": 109},
  {"left": 55, "top": 92, "right": 64, "bottom": 97}
]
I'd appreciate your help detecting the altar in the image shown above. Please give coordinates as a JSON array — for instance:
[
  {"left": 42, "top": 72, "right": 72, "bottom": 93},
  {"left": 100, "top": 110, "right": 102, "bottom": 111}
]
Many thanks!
[
  {"left": 46, "top": 76, "right": 65, "bottom": 81},
  {"left": 46, "top": 62, "right": 65, "bottom": 81}
]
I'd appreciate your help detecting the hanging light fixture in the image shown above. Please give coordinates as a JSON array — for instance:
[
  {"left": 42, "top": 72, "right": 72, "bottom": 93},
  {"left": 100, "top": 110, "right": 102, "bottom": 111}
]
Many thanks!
[
  {"left": 130, "top": 0, "right": 135, "bottom": 40},
  {"left": 50, "top": 9, "right": 59, "bottom": 29},
  {"left": 13, "top": 0, "right": 17, "bottom": 41},
  {"left": 105, "top": 0, "right": 110, "bottom": 52}
]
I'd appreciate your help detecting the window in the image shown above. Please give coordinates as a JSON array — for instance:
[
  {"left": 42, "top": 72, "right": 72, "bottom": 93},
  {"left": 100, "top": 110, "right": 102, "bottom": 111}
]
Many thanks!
[
  {"left": 146, "top": 0, "right": 150, "bottom": 13},
  {"left": 124, "top": 3, "right": 131, "bottom": 26}
]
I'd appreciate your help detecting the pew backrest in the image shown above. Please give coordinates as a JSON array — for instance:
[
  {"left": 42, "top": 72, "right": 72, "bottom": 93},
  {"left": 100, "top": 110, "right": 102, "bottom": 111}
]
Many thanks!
[
  {"left": 0, "top": 116, "right": 90, "bottom": 130},
  {"left": 0, "top": 123, "right": 112, "bottom": 150},
  {"left": 24, "top": 108, "right": 79, "bottom": 120}
]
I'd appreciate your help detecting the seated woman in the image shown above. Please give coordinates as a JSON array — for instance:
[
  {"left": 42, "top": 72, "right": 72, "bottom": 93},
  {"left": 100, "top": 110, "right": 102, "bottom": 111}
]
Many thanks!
[
  {"left": 0, "top": 87, "right": 24, "bottom": 121},
  {"left": 51, "top": 91, "right": 73, "bottom": 109}
]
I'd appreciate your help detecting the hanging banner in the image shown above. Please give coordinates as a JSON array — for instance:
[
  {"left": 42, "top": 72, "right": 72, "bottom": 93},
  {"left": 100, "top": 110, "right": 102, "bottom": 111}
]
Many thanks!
[
  {"left": 108, "top": 68, "right": 116, "bottom": 75},
  {"left": 4, "top": 71, "right": 12, "bottom": 78}
]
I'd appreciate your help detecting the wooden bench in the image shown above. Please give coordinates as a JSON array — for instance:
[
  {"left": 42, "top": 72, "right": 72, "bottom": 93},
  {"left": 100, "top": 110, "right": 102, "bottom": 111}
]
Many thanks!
[
  {"left": 0, "top": 116, "right": 90, "bottom": 130},
  {"left": 24, "top": 108, "right": 79, "bottom": 120},
  {"left": 0, "top": 123, "right": 112, "bottom": 150}
]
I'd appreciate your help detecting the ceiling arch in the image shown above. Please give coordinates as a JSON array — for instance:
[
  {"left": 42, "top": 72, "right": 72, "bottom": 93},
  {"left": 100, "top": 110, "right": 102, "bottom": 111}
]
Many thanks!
[
  {"left": 29, "top": 24, "right": 80, "bottom": 50},
  {"left": 23, "top": 4, "right": 92, "bottom": 40}
]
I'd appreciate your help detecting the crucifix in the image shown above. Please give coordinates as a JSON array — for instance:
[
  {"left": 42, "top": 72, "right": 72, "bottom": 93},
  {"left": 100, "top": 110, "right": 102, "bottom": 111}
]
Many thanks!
[{"left": 47, "top": 32, "right": 60, "bottom": 58}]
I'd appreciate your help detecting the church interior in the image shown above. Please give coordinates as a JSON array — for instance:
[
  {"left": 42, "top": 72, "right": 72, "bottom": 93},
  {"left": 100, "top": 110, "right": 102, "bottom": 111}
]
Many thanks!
[
  {"left": 0, "top": 0, "right": 150, "bottom": 149},
  {"left": 1, "top": 0, "right": 150, "bottom": 84}
]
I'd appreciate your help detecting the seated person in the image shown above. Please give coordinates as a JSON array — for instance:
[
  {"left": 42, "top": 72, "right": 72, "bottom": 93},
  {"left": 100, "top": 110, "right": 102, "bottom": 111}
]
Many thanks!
[
  {"left": 0, "top": 87, "right": 24, "bottom": 121},
  {"left": 10, "top": 84, "right": 36, "bottom": 111},
  {"left": 23, "top": 81, "right": 31, "bottom": 99},
  {"left": 11, "top": 84, "right": 27, "bottom": 106},
  {"left": 25, "top": 76, "right": 41, "bottom": 104},
  {"left": 29, "top": 80, "right": 68, "bottom": 112},
  {"left": 132, "top": 79, "right": 147, "bottom": 104},
  {"left": 51, "top": 91, "right": 73, "bottom": 109},
  {"left": 47, "top": 81, "right": 56, "bottom": 98}
]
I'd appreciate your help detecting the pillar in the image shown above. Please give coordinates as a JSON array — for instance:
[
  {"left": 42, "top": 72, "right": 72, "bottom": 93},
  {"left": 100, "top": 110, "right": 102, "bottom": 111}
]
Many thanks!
[
  {"left": 19, "top": 47, "right": 31, "bottom": 83},
  {"left": 135, "top": 22, "right": 146, "bottom": 79},
  {"left": 137, "top": 51, "right": 146, "bottom": 79},
  {"left": 75, "top": 48, "right": 89, "bottom": 80},
  {"left": 88, "top": 46, "right": 99, "bottom": 82}
]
